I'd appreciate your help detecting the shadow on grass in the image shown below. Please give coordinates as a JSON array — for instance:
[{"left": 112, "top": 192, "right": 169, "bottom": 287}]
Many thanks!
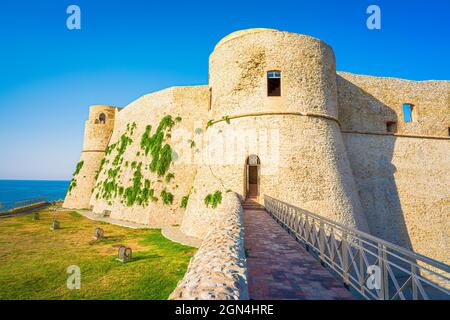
[{"left": 89, "top": 235, "right": 126, "bottom": 245}]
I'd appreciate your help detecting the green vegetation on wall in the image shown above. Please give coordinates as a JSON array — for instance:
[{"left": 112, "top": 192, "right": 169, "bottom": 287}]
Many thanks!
[
  {"left": 222, "top": 115, "right": 231, "bottom": 124},
  {"left": 74, "top": 161, "right": 84, "bottom": 176},
  {"left": 204, "top": 191, "right": 222, "bottom": 209},
  {"left": 161, "top": 189, "right": 174, "bottom": 205},
  {"left": 180, "top": 194, "right": 189, "bottom": 209},
  {"left": 67, "top": 160, "right": 84, "bottom": 194},
  {"left": 93, "top": 115, "right": 183, "bottom": 209},
  {"left": 140, "top": 115, "right": 177, "bottom": 177},
  {"left": 165, "top": 173, "right": 175, "bottom": 183}
]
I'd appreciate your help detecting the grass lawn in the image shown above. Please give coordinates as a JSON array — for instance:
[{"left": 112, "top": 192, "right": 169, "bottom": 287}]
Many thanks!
[{"left": 0, "top": 207, "right": 196, "bottom": 300}]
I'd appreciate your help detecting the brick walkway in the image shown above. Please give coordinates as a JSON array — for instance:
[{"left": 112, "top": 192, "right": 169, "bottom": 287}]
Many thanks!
[{"left": 243, "top": 203, "right": 355, "bottom": 300}]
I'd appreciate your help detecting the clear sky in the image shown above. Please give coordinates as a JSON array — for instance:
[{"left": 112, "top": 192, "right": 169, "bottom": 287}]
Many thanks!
[{"left": 0, "top": 0, "right": 448, "bottom": 180}]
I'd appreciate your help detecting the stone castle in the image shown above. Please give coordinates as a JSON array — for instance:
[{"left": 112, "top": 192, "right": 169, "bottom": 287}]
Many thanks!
[{"left": 63, "top": 28, "right": 449, "bottom": 265}]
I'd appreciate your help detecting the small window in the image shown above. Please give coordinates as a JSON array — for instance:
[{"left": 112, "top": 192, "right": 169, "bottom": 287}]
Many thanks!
[
  {"left": 403, "top": 103, "right": 414, "bottom": 123},
  {"left": 267, "top": 71, "right": 281, "bottom": 96},
  {"left": 386, "top": 121, "right": 397, "bottom": 133},
  {"left": 99, "top": 113, "right": 106, "bottom": 124}
]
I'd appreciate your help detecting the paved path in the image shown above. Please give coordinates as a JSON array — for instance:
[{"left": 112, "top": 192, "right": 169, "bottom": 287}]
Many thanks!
[{"left": 243, "top": 202, "right": 354, "bottom": 300}]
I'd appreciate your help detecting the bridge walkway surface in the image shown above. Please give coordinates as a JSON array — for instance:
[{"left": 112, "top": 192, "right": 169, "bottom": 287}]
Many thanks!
[{"left": 243, "top": 198, "right": 355, "bottom": 300}]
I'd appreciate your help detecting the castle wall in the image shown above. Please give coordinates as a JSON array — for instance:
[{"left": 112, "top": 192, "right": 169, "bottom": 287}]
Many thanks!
[
  {"left": 337, "top": 72, "right": 450, "bottom": 137},
  {"left": 337, "top": 72, "right": 449, "bottom": 262},
  {"left": 343, "top": 133, "right": 450, "bottom": 264},
  {"left": 88, "top": 86, "right": 210, "bottom": 226}
]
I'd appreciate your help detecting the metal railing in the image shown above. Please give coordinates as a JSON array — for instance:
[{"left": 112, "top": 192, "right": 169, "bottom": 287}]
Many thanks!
[
  {"left": 14, "top": 197, "right": 47, "bottom": 208},
  {"left": 0, "top": 198, "right": 48, "bottom": 214},
  {"left": 264, "top": 195, "right": 450, "bottom": 300}
]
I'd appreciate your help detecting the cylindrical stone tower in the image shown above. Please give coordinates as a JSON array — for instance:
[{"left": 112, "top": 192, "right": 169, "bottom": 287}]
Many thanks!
[
  {"left": 181, "top": 29, "right": 369, "bottom": 238},
  {"left": 63, "top": 105, "right": 116, "bottom": 209}
]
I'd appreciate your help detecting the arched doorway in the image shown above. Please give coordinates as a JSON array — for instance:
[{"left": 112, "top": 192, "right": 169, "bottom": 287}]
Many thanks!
[{"left": 245, "top": 155, "right": 260, "bottom": 199}]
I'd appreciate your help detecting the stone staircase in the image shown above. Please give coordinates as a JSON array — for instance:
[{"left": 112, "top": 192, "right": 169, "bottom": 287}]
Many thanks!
[{"left": 242, "top": 197, "right": 264, "bottom": 210}]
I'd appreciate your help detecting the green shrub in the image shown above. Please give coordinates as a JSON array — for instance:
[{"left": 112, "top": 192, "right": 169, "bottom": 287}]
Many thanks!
[
  {"left": 165, "top": 173, "right": 175, "bottom": 183},
  {"left": 160, "top": 189, "right": 174, "bottom": 205},
  {"left": 204, "top": 191, "right": 222, "bottom": 208},
  {"left": 67, "top": 179, "right": 77, "bottom": 193},
  {"left": 180, "top": 194, "right": 189, "bottom": 208},
  {"left": 222, "top": 115, "right": 231, "bottom": 124},
  {"left": 73, "top": 161, "right": 84, "bottom": 176},
  {"left": 141, "top": 116, "right": 176, "bottom": 177},
  {"left": 187, "top": 139, "right": 196, "bottom": 148}
]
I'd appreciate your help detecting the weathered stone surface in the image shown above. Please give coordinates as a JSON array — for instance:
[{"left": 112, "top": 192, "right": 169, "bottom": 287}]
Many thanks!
[
  {"left": 169, "top": 192, "right": 249, "bottom": 300},
  {"left": 51, "top": 219, "right": 60, "bottom": 230},
  {"left": 117, "top": 245, "right": 132, "bottom": 262},
  {"left": 94, "top": 227, "right": 104, "bottom": 239}
]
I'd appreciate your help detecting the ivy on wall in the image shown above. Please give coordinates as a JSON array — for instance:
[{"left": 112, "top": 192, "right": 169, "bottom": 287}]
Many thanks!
[
  {"left": 180, "top": 194, "right": 190, "bottom": 208},
  {"left": 204, "top": 191, "right": 222, "bottom": 209},
  {"left": 67, "top": 160, "right": 84, "bottom": 194},
  {"left": 93, "top": 116, "right": 184, "bottom": 209}
]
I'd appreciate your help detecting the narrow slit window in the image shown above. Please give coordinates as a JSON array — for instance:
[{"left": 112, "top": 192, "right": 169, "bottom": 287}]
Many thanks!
[
  {"left": 267, "top": 71, "right": 281, "bottom": 96},
  {"left": 403, "top": 103, "right": 414, "bottom": 123},
  {"left": 386, "top": 121, "right": 397, "bottom": 133}
]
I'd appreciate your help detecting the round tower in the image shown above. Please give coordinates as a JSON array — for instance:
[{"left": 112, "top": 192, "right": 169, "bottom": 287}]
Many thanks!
[
  {"left": 63, "top": 105, "right": 116, "bottom": 209},
  {"left": 181, "top": 29, "right": 369, "bottom": 238},
  {"left": 209, "top": 28, "right": 338, "bottom": 119}
]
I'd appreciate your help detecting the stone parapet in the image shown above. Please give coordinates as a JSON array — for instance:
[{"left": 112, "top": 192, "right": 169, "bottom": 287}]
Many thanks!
[{"left": 169, "top": 192, "right": 249, "bottom": 300}]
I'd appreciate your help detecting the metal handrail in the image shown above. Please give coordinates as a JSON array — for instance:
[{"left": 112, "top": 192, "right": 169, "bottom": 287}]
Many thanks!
[{"left": 264, "top": 195, "right": 450, "bottom": 300}]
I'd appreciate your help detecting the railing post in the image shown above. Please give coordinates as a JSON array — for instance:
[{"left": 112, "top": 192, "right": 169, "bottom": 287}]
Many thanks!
[
  {"left": 328, "top": 227, "right": 335, "bottom": 264},
  {"left": 382, "top": 245, "right": 389, "bottom": 300},
  {"left": 304, "top": 215, "right": 310, "bottom": 250},
  {"left": 411, "top": 264, "right": 418, "bottom": 300},
  {"left": 319, "top": 221, "right": 325, "bottom": 264},
  {"left": 378, "top": 243, "right": 390, "bottom": 300},
  {"left": 342, "top": 232, "right": 349, "bottom": 287},
  {"left": 359, "top": 239, "right": 365, "bottom": 292}
]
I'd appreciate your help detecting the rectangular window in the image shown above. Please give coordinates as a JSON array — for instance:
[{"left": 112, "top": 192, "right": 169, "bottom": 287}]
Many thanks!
[
  {"left": 403, "top": 103, "right": 414, "bottom": 123},
  {"left": 267, "top": 71, "right": 281, "bottom": 96}
]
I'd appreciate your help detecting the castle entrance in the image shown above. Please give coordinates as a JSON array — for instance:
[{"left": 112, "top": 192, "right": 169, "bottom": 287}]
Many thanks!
[{"left": 246, "top": 155, "right": 260, "bottom": 199}]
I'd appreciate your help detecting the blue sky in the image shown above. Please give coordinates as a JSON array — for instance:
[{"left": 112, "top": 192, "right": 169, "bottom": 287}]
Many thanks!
[{"left": 0, "top": 0, "right": 448, "bottom": 180}]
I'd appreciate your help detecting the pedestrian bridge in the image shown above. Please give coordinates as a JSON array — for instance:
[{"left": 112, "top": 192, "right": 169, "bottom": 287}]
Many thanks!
[{"left": 243, "top": 196, "right": 450, "bottom": 300}]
